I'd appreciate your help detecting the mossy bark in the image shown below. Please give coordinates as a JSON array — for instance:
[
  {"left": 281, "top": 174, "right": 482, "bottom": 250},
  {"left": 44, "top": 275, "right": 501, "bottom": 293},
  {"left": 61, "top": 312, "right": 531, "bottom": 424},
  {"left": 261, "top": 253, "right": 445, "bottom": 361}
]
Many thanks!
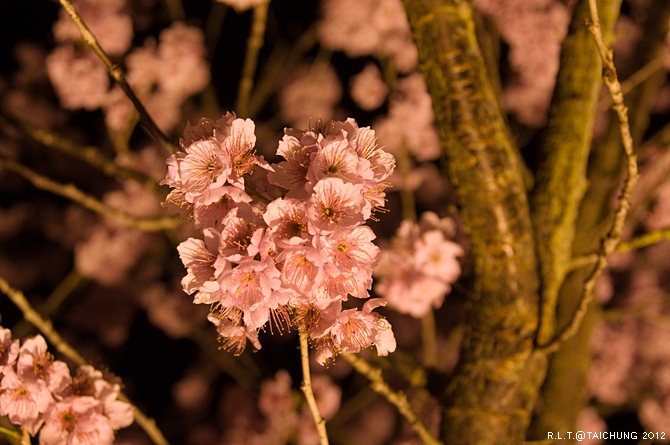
[
  {"left": 530, "top": 0, "right": 620, "bottom": 347},
  {"left": 530, "top": 2, "right": 670, "bottom": 440},
  {"left": 402, "top": 1, "right": 546, "bottom": 443}
]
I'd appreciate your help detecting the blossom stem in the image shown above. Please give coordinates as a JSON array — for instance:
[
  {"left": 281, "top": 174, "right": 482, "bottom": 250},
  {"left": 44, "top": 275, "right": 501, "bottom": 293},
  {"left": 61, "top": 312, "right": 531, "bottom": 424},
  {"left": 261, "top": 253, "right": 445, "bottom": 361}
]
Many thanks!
[
  {"left": 236, "top": 0, "right": 270, "bottom": 117},
  {"left": 56, "top": 0, "right": 178, "bottom": 155},
  {"left": 341, "top": 353, "right": 443, "bottom": 445},
  {"left": 420, "top": 312, "right": 437, "bottom": 367},
  {"left": 21, "top": 427, "right": 30, "bottom": 445},
  {"left": 538, "top": 0, "right": 639, "bottom": 354},
  {"left": 299, "top": 330, "right": 329, "bottom": 445},
  {"left": 0, "top": 274, "right": 170, "bottom": 445},
  {"left": 0, "top": 157, "right": 181, "bottom": 232}
]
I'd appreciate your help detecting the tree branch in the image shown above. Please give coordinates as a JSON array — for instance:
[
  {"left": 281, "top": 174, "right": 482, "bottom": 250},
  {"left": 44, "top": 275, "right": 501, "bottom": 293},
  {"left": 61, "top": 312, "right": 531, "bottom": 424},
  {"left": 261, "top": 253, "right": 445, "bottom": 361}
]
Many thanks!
[
  {"left": 56, "top": 0, "right": 178, "bottom": 154},
  {"left": 0, "top": 157, "right": 181, "bottom": 232},
  {"left": 403, "top": 1, "right": 546, "bottom": 443}
]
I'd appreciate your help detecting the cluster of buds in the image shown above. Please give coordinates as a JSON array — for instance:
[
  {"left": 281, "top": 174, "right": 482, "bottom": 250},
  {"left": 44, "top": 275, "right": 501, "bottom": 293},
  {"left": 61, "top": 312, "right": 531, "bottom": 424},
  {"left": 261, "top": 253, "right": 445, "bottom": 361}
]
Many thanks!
[
  {"left": 163, "top": 114, "right": 397, "bottom": 363},
  {"left": 0, "top": 328, "right": 133, "bottom": 444}
]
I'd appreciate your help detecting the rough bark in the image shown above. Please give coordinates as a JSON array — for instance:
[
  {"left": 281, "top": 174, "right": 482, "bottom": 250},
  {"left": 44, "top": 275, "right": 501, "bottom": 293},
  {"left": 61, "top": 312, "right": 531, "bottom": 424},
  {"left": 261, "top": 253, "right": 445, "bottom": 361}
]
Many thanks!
[
  {"left": 530, "top": 1, "right": 670, "bottom": 440},
  {"left": 402, "top": 1, "right": 546, "bottom": 444},
  {"left": 530, "top": 0, "right": 620, "bottom": 347}
]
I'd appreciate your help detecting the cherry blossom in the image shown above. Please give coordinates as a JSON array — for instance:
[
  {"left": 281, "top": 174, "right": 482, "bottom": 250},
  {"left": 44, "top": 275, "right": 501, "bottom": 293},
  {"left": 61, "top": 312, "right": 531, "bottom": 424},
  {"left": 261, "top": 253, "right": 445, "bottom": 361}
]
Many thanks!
[
  {"left": 375, "top": 212, "right": 464, "bottom": 318},
  {"left": 164, "top": 115, "right": 397, "bottom": 361}
]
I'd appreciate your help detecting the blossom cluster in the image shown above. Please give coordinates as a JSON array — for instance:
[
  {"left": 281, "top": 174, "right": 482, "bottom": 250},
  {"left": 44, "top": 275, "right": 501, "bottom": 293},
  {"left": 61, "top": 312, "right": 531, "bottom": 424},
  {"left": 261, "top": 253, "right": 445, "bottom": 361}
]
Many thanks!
[
  {"left": 0, "top": 328, "right": 133, "bottom": 444},
  {"left": 46, "top": 0, "right": 209, "bottom": 132},
  {"left": 374, "top": 212, "right": 463, "bottom": 318},
  {"left": 163, "top": 114, "right": 397, "bottom": 364}
]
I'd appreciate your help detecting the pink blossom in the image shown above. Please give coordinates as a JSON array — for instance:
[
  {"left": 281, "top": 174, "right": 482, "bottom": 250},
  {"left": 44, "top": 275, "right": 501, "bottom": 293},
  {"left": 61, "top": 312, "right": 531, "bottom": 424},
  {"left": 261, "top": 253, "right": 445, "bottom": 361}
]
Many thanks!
[
  {"left": 217, "top": 256, "right": 283, "bottom": 330},
  {"left": 74, "top": 225, "right": 151, "bottom": 285},
  {"left": 376, "top": 267, "right": 449, "bottom": 319},
  {"left": 140, "top": 283, "right": 209, "bottom": 339},
  {"left": 39, "top": 396, "right": 115, "bottom": 445},
  {"left": 278, "top": 245, "right": 322, "bottom": 294},
  {"left": 318, "top": 298, "right": 396, "bottom": 363},
  {"left": 258, "top": 370, "right": 294, "bottom": 418},
  {"left": 219, "top": 118, "right": 272, "bottom": 187},
  {"left": 475, "top": 0, "right": 569, "bottom": 126},
  {"left": 306, "top": 178, "right": 366, "bottom": 234},
  {"left": 208, "top": 314, "right": 262, "bottom": 354},
  {"left": 316, "top": 226, "right": 380, "bottom": 275},
  {"left": 309, "top": 374, "right": 341, "bottom": 420},
  {"left": 46, "top": 46, "right": 109, "bottom": 111},
  {"left": 263, "top": 198, "right": 310, "bottom": 247},
  {"left": 0, "top": 328, "right": 19, "bottom": 372},
  {"left": 374, "top": 213, "right": 463, "bottom": 318},
  {"left": 413, "top": 230, "right": 463, "bottom": 281},
  {"left": 318, "top": 0, "right": 417, "bottom": 72},
  {"left": 0, "top": 367, "right": 53, "bottom": 434},
  {"left": 350, "top": 64, "right": 388, "bottom": 111},
  {"left": 17, "top": 335, "right": 71, "bottom": 395},
  {"left": 68, "top": 366, "right": 134, "bottom": 430},
  {"left": 52, "top": 0, "right": 133, "bottom": 56},
  {"left": 267, "top": 131, "right": 320, "bottom": 198},
  {"left": 156, "top": 23, "right": 210, "bottom": 99},
  {"left": 374, "top": 73, "right": 441, "bottom": 162},
  {"left": 280, "top": 64, "right": 342, "bottom": 127},
  {"left": 178, "top": 234, "right": 218, "bottom": 295}
]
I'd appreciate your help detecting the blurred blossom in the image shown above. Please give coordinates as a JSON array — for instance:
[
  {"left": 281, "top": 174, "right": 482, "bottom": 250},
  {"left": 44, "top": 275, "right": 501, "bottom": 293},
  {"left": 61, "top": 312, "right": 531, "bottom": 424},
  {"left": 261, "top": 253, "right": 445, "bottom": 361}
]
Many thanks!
[
  {"left": 475, "top": 0, "right": 569, "bottom": 126},
  {"left": 589, "top": 320, "right": 637, "bottom": 404},
  {"left": 46, "top": 46, "right": 109, "bottom": 111},
  {"left": 375, "top": 212, "right": 463, "bottom": 318},
  {"left": 104, "top": 22, "right": 210, "bottom": 132},
  {"left": 350, "top": 63, "right": 388, "bottom": 111},
  {"left": 575, "top": 407, "right": 607, "bottom": 445},
  {"left": 172, "top": 373, "right": 211, "bottom": 411},
  {"left": 374, "top": 73, "right": 440, "bottom": 162},
  {"left": 155, "top": 22, "right": 211, "bottom": 99},
  {"left": 75, "top": 181, "right": 159, "bottom": 285},
  {"left": 318, "top": 0, "right": 417, "bottom": 72},
  {"left": 52, "top": 0, "right": 133, "bottom": 56},
  {"left": 258, "top": 370, "right": 295, "bottom": 418},
  {"left": 309, "top": 374, "right": 341, "bottom": 420},
  {"left": 279, "top": 64, "right": 342, "bottom": 128},
  {"left": 139, "top": 283, "right": 209, "bottom": 338}
]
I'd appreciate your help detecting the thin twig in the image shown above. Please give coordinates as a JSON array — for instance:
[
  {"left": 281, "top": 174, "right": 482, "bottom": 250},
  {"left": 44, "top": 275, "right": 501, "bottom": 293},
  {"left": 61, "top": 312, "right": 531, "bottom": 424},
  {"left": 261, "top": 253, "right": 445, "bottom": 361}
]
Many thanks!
[
  {"left": 421, "top": 312, "right": 437, "bottom": 367},
  {"left": 56, "top": 0, "right": 178, "bottom": 154},
  {"left": 341, "top": 353, "right": 443, "bottom": 445},
  {"left": 597, "top": 54, "right": 666, "bottom": 113},
  {"left": 568, "top": 226, "right": 670, "bottom": 272},
  {"left": 0, "top": 275, "right": 170, "bottom": 445},
  {"left": 12, "top": 269, "right": 87, "bottom": 339},
  {"left": 20, "top": 428, "right": 29, "bottom": 445},
  {"left": 0, "top": 112, "right": 157, "bottom": 189},
  {"left": 235, "top": 0, "right": 270, "bottom": 117},
  {"left": 299, "top": 331, "right": 329, "bottom": 445},
  {"left": 0, "top": 157, "right": 181, "bottom": 232},
  {"left": 538, "top": 0, "right": 639, "bottom": 354}
]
